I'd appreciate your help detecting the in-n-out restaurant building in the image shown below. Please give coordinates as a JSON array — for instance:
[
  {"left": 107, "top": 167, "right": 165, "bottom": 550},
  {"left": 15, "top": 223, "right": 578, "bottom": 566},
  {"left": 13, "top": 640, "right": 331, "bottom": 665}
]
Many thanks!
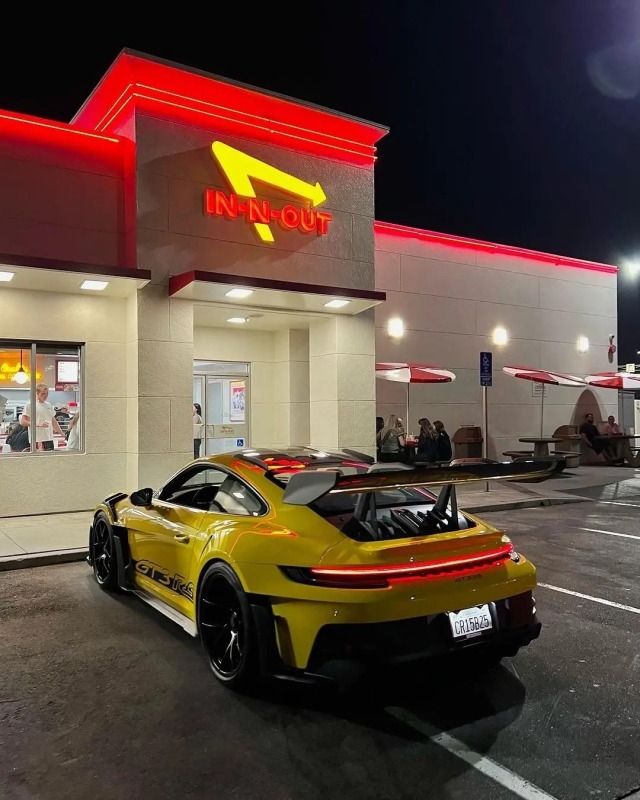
[{"left": 0, "top": 51, "right": 618, "bottom": 517}]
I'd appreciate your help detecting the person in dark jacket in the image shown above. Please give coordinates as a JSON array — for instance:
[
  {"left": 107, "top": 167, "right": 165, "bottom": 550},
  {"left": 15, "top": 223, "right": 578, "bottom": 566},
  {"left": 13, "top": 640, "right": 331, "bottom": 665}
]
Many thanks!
[
  {"left": 6, "top": 421, "right": 29, "bottom": 452},
  {"left": 433, "top": 420, "right": 452, "bottom": 462},
  {"left": 417, "top": 418, "right": 438, "bottom": 462}
]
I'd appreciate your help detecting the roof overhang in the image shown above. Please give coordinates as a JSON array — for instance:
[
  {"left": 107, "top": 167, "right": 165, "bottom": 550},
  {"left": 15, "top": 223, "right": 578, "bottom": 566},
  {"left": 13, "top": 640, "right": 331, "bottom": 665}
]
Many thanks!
[
  {"left": 0, "top": 254, "right": 150, "bottom": 298},
  {"left": 169, "top": 270, "right": 385, "bottom": 315},
  {"left": 72, "top": 50, "right": 388, "bottom": 166}
]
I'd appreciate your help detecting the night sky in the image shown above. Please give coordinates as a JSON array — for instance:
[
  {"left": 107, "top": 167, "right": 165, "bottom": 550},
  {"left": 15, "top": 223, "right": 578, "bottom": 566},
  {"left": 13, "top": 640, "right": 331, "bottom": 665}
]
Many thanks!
[{"left": 2, "top": 3, "right": 639, "bottom": 359}]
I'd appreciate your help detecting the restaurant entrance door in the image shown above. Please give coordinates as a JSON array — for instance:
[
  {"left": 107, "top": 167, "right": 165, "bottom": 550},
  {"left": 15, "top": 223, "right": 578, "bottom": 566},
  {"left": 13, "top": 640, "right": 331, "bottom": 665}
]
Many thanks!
[{"left": 193, "top": 360, "right": 250, "bottom": 456}]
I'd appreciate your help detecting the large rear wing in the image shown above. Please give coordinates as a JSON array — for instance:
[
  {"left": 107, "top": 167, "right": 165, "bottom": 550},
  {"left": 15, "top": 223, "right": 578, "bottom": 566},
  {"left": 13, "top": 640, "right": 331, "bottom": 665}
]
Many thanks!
[{"left": 282, "top": 458, "right": 563, "bottom": 506}]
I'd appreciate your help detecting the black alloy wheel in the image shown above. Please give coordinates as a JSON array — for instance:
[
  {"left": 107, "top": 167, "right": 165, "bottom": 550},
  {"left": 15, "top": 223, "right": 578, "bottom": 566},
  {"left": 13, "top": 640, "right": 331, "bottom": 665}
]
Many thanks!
[
  {"left": 91, "top": 513, "right": 118, "bottom": 590},
  {"left": 198, "top": 562, "right": 258, "bottom": 690}
]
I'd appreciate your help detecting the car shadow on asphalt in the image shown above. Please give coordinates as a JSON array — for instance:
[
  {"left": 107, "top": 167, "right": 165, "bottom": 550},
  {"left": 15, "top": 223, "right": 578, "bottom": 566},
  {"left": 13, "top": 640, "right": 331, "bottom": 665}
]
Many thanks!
[{"left": 250, "top": 656, "right": 527, "bottom": 757}]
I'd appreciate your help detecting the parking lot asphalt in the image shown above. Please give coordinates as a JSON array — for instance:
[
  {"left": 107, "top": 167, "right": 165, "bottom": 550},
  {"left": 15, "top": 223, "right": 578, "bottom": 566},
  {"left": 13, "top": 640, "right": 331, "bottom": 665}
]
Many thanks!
[{"left": 1, "top": 496, "right": 639, "bottom": 800}]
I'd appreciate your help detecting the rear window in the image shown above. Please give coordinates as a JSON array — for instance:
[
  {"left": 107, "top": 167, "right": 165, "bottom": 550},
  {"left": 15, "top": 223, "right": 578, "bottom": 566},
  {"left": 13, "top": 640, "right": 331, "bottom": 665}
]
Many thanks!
[{"left": 271, "top": 463, "right": 470, "bottom": 540}]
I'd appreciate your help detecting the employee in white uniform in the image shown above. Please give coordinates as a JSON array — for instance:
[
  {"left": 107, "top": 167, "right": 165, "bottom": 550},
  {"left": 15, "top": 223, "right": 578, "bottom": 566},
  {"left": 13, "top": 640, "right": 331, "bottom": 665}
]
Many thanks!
[{"left": 20, "top": 384, "right": 64, "bottom": 451}]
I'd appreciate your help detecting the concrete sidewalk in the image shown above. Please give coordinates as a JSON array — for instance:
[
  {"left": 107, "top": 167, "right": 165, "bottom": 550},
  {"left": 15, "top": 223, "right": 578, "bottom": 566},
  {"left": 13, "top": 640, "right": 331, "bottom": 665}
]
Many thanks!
[{"left": 1, "top": 465, "right": 638, "bottom": 570}]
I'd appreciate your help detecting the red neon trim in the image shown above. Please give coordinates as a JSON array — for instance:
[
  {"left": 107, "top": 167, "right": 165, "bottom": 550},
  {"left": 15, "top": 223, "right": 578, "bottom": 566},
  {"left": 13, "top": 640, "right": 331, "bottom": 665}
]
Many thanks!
[
  {"left": 312, "top": 544, "right": 513, "bottom": 579},
  {"left": 0, "top": 110, "right": 120, "bottom": 143},
  {"left": 72, "top": 52, "right": 388, "bottom": 166},
  {"left": 374, "top": 221, "right": 618, "bottom": 275}
]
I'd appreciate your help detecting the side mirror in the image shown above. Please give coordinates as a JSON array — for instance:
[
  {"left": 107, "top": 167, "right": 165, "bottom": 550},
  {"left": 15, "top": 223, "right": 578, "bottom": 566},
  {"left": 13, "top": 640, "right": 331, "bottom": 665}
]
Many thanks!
[{"left": 130, "top": 487, "right": 154, "bottom": 507}]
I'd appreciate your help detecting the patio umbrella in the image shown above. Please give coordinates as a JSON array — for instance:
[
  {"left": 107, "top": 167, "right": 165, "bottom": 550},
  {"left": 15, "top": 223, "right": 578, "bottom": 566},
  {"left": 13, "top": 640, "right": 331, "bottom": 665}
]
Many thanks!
[
  {"left": 375, "top": 362, "right": 456, "bottom": 430},
  {"left": 502, "top": 366, "right": 586, "bottom": 437},
  {"left": 584, "top": 372, "right": 640, "bottom": 390}
]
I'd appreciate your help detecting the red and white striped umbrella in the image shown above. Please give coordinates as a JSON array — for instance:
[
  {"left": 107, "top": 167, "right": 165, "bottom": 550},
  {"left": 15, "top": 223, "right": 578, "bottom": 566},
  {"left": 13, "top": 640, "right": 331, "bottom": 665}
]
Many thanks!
[
  {"left": 503, "top": 366, "right": 586, "bottom": 387},
  {"left": 375, "top": 362, "right": 456, "bottom": 430},
  {"left": 584, "top": 372, "right": 640, "bottom": 390},
  {"left": 503, "top": 366, "right": 586, "bottom": 437},
  {"left": 375, "top": 362, "right": 456, "bottom": 384}
]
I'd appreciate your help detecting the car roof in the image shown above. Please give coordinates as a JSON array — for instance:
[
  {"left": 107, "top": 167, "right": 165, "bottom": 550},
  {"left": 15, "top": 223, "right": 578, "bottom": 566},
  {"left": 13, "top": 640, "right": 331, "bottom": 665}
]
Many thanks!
[{"left": 235, "top": 448, "right": 369, "bottom": 474}]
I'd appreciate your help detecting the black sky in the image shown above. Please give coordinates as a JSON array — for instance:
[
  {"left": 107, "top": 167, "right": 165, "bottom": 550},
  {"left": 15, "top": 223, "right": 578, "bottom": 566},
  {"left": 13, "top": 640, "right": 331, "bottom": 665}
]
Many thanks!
[{"left": 2, "top": 2, "right": 640, "bottom": 359}]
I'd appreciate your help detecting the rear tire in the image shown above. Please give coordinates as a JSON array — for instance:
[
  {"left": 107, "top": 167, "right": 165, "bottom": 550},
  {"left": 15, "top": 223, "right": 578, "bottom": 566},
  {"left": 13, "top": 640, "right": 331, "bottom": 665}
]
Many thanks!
[
  {"left": 197, "top": 562, "right": 259, "bottom": 691},
  {"left": 91, "top": 512, "right": 118, "bottom": 591}
]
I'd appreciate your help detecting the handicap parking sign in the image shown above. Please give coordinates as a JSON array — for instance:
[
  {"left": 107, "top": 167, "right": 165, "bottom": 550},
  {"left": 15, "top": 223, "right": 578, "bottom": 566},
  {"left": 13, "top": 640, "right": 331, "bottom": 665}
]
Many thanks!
[{"left": 236, "top": 438, "right": 245, "bottom": 448}]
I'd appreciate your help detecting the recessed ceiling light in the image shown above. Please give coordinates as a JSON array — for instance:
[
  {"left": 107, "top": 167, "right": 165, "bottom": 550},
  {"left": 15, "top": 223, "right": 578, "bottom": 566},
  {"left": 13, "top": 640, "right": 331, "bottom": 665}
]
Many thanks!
[
  {"left": 225, "top": 288, "right": 254, "bottom": 299},
  {"left": 0, "top": 271, "right": 14, "bottom": 282},
  {"left": 80, "top": 280, "right": 109, "bottom": 291},
  {"left": 227, "top": 317, "right": 248, "bottom": 324},
  {"left": 324, "top": 299, "right": 350, "bottom": 309}
]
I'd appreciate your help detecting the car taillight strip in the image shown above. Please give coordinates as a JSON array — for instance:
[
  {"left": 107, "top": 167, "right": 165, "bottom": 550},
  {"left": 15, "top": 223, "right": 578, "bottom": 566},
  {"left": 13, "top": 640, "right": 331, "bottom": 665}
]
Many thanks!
[{"left": 310, "top": 544, "right": 513, "bottom": 579}]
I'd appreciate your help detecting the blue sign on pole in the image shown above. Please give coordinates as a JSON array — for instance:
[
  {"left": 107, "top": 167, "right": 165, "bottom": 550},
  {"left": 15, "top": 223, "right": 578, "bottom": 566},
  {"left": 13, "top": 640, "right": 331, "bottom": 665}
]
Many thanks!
[
  {"left": 480, "top": 351, "right": 493, "bottom": 386},
  {"left": 236, "top": 438, "right": 245, "bottom": 448}
]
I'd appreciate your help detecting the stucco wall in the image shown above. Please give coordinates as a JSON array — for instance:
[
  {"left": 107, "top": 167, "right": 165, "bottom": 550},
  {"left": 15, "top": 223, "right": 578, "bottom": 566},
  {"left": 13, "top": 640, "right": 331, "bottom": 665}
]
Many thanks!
[
  {"left": 134, "top": 114, "right": 376, "bottom": 291},
  {"left": 374, "top": 233, "right": 618, "bottom": 458},
  {"left": 0, "top": 130, "right": 125, "bottom": 267}
]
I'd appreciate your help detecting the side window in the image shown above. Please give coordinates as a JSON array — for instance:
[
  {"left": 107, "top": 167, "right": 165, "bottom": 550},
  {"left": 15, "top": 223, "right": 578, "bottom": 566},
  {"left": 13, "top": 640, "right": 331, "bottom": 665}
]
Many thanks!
[
  {"left": 159, "top": 467, "right": 265, "bottom": 515},
  {"left": 213, "top": 476, "right": 266, "bottom": 516},
  {"left": 159, "top": 466, "right": 226, "bottom": 507}
]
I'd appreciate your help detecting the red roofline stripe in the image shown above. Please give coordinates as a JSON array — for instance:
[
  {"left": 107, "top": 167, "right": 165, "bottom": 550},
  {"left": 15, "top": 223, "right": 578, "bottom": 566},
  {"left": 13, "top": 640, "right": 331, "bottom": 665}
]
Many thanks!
[
  {"left": 71, "top": 51, "right": 388, "bottom": 166},
  {"left": 374, "top": 221, "right": 618, "bottom": 275}
]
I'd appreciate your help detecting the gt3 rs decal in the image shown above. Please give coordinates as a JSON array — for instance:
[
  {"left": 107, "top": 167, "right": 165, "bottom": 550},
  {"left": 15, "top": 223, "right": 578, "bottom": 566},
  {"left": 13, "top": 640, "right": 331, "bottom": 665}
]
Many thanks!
[{"left": 134, "top": 560, "right": 194, "bottom": 601}]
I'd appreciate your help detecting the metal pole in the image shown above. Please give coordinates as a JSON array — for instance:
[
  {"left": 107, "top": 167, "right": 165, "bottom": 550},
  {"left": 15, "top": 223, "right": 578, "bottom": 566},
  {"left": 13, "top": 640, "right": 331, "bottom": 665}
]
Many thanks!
[
  {"left": 406, "top": 383, "right": 410, "bottom": 436},
  {"left": 482, "top": 385, "right": 489, "bottom": 491},
  {"left": 540, "top": 385, "right": 545, "bottom": 438}
]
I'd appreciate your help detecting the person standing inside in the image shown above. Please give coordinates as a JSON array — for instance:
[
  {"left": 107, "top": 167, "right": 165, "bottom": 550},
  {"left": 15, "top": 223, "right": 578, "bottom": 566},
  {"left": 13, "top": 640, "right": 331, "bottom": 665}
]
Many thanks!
[
  {"left": 193, "top": 403, "right": 204, "bottom": 459},
  {"left": 20, "top": 384, "right": 63, "bottom": 451},
  {"left": 66, "top": 409, "right": 81, "bottom": 450}
]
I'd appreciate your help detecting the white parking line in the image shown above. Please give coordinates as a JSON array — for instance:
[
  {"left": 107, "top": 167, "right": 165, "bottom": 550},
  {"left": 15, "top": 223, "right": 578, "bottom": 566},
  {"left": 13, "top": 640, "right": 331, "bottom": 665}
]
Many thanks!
[
  {"left": 592, "top": 500, "right": 640, "bottom": 508},
  {"left": 579, "top": 526, "right": 640, "bottom": 541},
  {"left": 538, "top": 583, "right": 640, "bottom": 615},
  {"left": 387, "top": 709, "right": 559, "bottom": 800}
]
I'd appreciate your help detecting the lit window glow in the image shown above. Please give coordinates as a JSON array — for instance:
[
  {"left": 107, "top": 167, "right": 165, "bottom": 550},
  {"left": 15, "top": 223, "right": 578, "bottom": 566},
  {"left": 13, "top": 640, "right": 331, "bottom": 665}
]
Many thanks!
[
  {"left": 387, "top": 317, "right": 405, "bottom": 338},
  {"left": 324, "top": 299, "right": 350, "bottom": 309},
  {"left": 492, "top": 326, "right": 509, "bottom": 346},
  {"left": 577, "top": 336, "right": 589, "bottom": 353},
  {"left": 225, "top": 288, "right": 253, "bottom": 299},
  {"left": 80, "top": 280, "right": 109, "bottom": 291},
  {"left": 0, "top": 271, "right": 14, "bottom": 282}
]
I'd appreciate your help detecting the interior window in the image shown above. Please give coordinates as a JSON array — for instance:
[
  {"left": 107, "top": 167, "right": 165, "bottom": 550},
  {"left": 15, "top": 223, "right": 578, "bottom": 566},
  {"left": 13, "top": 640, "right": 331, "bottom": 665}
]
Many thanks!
[{"left": 214, "top": 476, "right": 265, "bottom": 516}]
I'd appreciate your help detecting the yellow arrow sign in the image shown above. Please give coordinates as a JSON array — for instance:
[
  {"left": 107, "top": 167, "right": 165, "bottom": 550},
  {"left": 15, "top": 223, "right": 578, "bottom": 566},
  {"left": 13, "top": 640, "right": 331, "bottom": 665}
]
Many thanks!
[{"left": 211, "top": 141, "right": 328, "bottom": 242}]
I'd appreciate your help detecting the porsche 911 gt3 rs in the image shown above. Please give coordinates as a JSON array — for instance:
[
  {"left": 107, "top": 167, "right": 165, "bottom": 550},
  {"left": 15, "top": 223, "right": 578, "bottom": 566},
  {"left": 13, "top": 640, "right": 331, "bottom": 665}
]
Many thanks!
[{"left": 88, "top": 450, "right": 553, "bottom": 689}]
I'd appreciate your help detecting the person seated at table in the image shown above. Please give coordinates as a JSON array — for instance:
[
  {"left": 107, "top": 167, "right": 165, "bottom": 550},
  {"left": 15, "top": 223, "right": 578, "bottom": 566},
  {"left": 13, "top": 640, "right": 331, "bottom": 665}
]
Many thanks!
[
  {"left": 604, "top": 415, "right": 623, "bottom": 436},
  {"left": 434, "top": 420, "right": 452, "bottom": 462},
  {"left": 416, "top": 418, "right": 438, "bottom": 462},
  {"left": 378, "top": 414, "right": 406, "bottom": 461},
  {"left": 601, "top": 415, "right": 640, "bottom": 465},
  {"left": 579, "top": 412, "right": 616, "bottom": 463}
]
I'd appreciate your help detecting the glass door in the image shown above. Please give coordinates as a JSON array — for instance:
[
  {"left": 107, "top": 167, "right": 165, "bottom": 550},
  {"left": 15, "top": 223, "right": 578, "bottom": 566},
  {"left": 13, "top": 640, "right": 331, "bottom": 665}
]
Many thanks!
[{"left": 193, "top": 361, "right": 250, "bottom": 455}]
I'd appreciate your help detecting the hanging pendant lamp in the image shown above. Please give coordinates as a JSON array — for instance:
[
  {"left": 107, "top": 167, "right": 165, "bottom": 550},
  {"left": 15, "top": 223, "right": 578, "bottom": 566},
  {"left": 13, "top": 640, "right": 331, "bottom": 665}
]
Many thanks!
[{"left": 14, "top": 349, "right": 27, "bottom": 384}]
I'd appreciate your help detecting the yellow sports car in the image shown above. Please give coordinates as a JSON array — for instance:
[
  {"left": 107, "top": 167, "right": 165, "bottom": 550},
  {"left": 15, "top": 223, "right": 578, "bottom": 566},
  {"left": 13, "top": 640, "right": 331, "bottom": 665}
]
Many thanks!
[{"left": 89, "top": 449, "right": 553, "bottom": 689}]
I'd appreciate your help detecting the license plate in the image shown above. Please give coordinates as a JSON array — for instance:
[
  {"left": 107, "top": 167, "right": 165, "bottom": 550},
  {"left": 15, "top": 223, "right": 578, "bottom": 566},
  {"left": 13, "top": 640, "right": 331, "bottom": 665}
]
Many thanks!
[{"left": 448, "top": 604, "right": 493, "bottom": 639}]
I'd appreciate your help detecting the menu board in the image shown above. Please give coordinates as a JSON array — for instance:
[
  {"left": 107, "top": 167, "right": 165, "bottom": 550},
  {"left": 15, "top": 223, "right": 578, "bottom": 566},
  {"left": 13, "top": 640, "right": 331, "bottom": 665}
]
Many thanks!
[{"left": 57, "top": 360, "right": 79, "bottom": 384}]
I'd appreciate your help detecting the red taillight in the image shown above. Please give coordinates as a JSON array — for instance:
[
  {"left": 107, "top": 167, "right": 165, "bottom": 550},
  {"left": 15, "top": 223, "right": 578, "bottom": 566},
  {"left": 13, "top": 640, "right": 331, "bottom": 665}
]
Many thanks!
[{"left": 307, "top": 544, "right": 513, "bottom": 588}]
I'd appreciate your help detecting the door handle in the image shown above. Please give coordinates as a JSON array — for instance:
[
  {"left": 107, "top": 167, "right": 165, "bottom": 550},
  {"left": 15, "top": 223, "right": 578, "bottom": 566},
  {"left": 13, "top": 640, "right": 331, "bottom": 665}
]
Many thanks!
[{"left": 174, "top": 533, "right": 190, "bottom": 543}]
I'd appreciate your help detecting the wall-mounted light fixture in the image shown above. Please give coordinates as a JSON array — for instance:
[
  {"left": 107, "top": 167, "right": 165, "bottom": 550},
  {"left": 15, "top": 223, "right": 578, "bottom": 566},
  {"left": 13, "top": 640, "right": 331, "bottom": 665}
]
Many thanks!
[
  {"left": 387, "top": 317, "right": 405, "bottom": 339},
  {"left": 492, "top": 326, "right": 509, "bottom": 347},
  {"left": 577, "top": 335, "right": 589, "bottom": 353}
]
